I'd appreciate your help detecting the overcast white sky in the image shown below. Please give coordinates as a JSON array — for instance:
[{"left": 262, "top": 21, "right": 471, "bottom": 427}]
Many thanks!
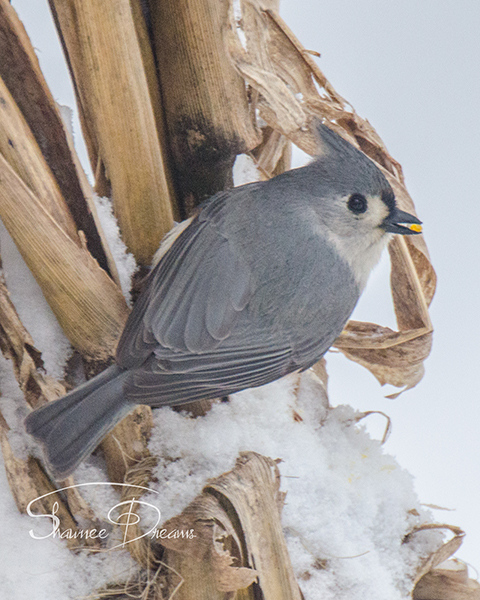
[{"left": 10, "top": 0, "right": 480, "bottom": 572}]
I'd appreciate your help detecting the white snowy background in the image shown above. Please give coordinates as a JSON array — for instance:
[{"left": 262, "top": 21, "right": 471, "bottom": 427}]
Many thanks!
[{"left": 0, "top": 0, "right": 479, "bottom": 597}]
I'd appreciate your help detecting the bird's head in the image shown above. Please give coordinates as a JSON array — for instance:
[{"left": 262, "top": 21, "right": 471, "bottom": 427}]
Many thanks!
[
  {"left": 310, "top": 122, "right": 422, "bottom": 238},
  {"left": 303, "top": 123, "right": 423, "bottom": 288}
]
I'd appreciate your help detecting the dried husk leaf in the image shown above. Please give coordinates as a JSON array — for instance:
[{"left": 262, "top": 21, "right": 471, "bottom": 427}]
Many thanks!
[
  {"left": 0, "top": 154, "right": 129, "bottom": 359},
  {"left": 100, "top": 406, "right": 153, "bottom": 485},
  {"left": 227, "top": 4, "right": 436, "bottom": 393},
  {"left": 206, "top": 452, "right": 302, "bottom": 600},
  {"left": 0, "top": 76, "right": 79, "bottom": 243},
  {"left": 309, "top": 357, "right": 329, "bottom": 391},
  {"left": 49, "top": 0, "right": 175, "bottom": 264},
  {"left": 162, "top": 494, "right": 258, "bottom": 597},
  {"left": 213, "top": 552, "right": 259, "bottom": 593},
  {"left": 226, "top": 5, "right": 305, "bottom": 136},
  {"left": 104, "top": 457, "right": 159, "bottom": 568},
  {"left": 389, "top": 235, "right": 435, "bottom": 330},
  {"left": 413, "top": 560, "right": 480, "bottom": 600},
  {"left": 335, "top": 321, "right": 432, "bottom": 397},
  {"left": 405, "top": 524, "right": 466, "bottom": 588},
  {"left": 0, "top": 269, "right": 63, "bottom": 408},
  {"left": 0, "top": 0, "right": 112, "bottom": 273},
  {"left": 250, "top": 126, "right": 290, "bottom": 178}
]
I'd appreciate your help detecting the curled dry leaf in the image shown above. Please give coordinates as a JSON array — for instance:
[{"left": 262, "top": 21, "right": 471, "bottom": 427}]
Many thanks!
[
  {"left": 206, "top": 452, "right": 302, "bottom": 600},
  {"left": 226, "top": 3, "right": 436, "bottom": 394},
  {"left": 335, "top": 320, "right": 432, "bottom": 398},
  {"left": 162, "top": 494, "right": 258, "bottom": 594},
  {"left": 353, "top": 410, "right": 392, "bottom": 444},
  {"left": 404, "top": 524, "right": 466, "bottom": 589},
  {"left": 413, "top": 559, "right": 480, "bottom": 600}
]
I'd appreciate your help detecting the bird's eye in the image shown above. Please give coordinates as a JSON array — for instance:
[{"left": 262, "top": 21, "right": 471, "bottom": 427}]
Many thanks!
[{"left": 347, "top": 194, "right": 368, "bottom": 214}]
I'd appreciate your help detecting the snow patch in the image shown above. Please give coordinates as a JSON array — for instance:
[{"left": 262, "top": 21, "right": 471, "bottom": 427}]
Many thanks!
[
  {"left": 146, "top": 371, "right": 444, "bottom": 599},
  {"left": 91, "top": 195, "right": 137, "bottom": 304},
  {"left": 0, "top": 453, "right": 139, "bottom": 600},
  {"left": 233, "top": 153, "right": 262, "bottom": 186}
]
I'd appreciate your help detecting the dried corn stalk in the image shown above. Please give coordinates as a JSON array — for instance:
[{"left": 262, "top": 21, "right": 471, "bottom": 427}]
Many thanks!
[
  {"left": 49, "top": 0, "right": 175, "bottom": 264},
  {"left": 148, "top": 0, "right": 262, "bottom": 212},
  {"left": 110, "top": 452, "right": 299, "bottom": 599},
  {"left": 0, "top": 0, "right": 131, "bottom": 359},
  {"left": 0, "top": 0, "right": 153, "bottom": 505},
  {"left": 0, "top": 0, "right": 113, "bottom": 273},
  {"left": 0, "top": 154, "right": 128, "bottom": 358},
  {"left": 0, "top": 268, "right": 96, "bottom": 547}
]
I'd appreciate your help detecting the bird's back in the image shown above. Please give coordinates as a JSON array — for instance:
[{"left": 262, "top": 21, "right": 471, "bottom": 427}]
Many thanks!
[{"left": 119, "top": 182, "right": 361, "bottom": 405}]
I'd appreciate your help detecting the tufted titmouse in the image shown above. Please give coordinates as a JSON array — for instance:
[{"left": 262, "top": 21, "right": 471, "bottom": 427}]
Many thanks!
[{"left": 25, "top": 124, "right": 422, "bottom": 479}]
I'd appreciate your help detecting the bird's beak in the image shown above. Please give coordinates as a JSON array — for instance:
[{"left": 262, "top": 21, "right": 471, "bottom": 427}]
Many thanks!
[{"left": 382, "top": 208, "right": 423, "bottom": 235}]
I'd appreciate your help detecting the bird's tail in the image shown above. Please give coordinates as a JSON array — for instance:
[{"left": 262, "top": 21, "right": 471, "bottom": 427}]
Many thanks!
[{"left": 25, "top": 364, "right": 132, "bottom": 480}]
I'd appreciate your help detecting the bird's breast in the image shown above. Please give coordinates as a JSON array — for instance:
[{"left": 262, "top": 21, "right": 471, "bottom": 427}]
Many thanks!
[{"left": 243, "top": 225, "right": 360, "bottom": 348}]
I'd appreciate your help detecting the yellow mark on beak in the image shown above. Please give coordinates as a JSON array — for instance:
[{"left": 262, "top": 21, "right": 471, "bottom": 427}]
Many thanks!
[{"left": 409, "top": 223, "right": 422, "bottom": 233}]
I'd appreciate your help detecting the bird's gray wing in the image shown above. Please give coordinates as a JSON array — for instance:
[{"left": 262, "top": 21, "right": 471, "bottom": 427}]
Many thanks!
[
  {"left": 122, "top": 306, "right": 336, "bottom": 406},
  {"left": 116, "top": 192, "right": 255, "bottom": 368},
  {"left": 116, "top": 187, "right": 344, "bottom": 405},
  {"left": 124, "top": 342, "right": 293, "bottom": 405}
]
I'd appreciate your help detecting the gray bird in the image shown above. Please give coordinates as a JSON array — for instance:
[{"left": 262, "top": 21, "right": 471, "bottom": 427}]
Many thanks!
[{"left": 25, "top": 124, "right": 422, "bottom": 479}]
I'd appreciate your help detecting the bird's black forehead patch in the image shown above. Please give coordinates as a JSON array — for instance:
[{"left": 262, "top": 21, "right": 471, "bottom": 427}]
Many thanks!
[{"left": 381, "top": 188, "right": 396, "bottom": 213}]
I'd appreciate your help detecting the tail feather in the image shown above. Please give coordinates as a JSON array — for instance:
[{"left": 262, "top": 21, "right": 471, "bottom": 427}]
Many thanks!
[{"left": 25, "top": 365, "right": 132, "bottom": 479}]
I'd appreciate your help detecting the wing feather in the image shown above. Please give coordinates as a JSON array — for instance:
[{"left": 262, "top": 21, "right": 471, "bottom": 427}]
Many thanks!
[
  {"left": 125, "top": 345, "right": 292, "bottom": 404},
  {"left": 116, "top": 192, "right": 253, "bottom": 367}
]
